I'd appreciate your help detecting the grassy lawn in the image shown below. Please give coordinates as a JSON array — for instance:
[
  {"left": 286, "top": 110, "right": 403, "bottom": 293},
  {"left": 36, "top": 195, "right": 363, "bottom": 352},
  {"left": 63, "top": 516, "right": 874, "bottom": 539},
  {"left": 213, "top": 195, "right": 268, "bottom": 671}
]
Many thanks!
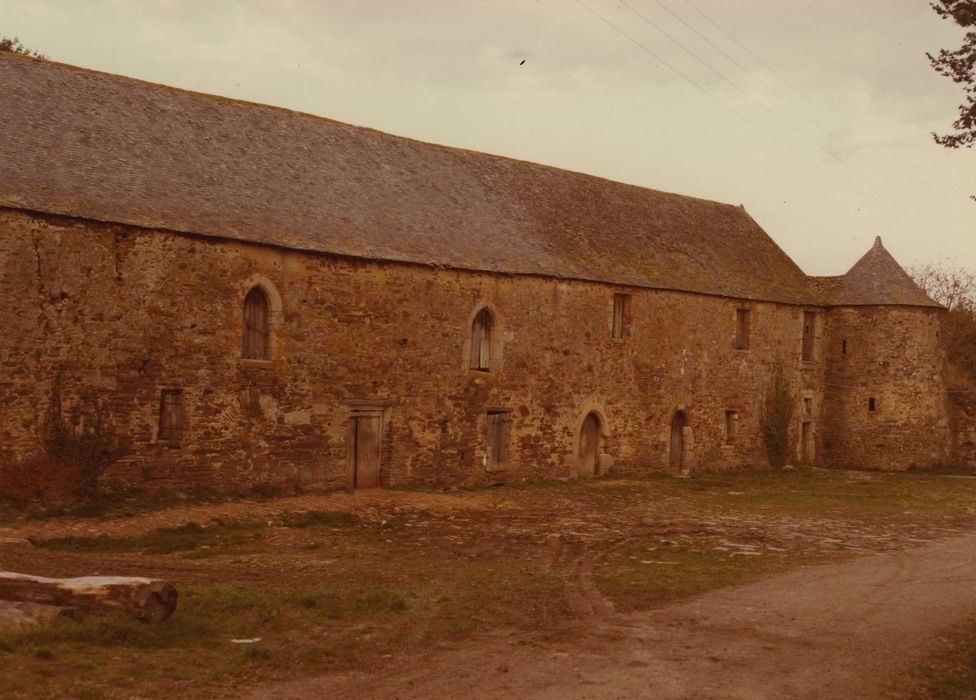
[
  {"left": 1, "top": 469, "right": 975, "bottom": 698},
  {"left": 911, "top": 619, "right": 976, "bottom": 700},
  {"left": 593, "top": 542, "right": 793, "bottom": 612}
]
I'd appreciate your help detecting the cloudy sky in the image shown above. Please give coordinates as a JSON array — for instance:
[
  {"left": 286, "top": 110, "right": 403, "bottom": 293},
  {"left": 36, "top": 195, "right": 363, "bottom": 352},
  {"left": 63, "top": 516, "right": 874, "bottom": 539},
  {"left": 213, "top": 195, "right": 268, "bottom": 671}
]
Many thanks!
[{"left": 5, "top": 0, "right": 975, "bottom": 275}]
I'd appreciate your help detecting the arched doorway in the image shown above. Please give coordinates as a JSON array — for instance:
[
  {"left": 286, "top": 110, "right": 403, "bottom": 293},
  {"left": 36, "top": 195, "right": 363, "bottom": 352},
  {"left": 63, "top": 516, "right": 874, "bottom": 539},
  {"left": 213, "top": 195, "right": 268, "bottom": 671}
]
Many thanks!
[
  {"left": 469, "top": 307, "right": 495, "bottom": 371},
  {"left": 578, "top": 412, "right": 602, "bottom": 477},
  {"left": 669, "top": 411, "right": 687, "bottom": 473}
]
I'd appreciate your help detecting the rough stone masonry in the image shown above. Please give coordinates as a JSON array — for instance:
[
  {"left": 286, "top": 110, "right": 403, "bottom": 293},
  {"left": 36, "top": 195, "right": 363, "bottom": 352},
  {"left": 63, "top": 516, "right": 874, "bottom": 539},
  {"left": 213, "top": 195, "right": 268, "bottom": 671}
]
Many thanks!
[{"left": 0, "top": 54, "right": 967, "bottom": 497}]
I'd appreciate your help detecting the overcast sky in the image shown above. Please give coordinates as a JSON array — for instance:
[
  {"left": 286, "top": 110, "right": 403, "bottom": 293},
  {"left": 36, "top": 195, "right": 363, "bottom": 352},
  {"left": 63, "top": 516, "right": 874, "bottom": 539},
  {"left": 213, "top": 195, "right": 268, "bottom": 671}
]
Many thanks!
[{"left": 5, "top": 0, "right": 975, "bottom": 275}]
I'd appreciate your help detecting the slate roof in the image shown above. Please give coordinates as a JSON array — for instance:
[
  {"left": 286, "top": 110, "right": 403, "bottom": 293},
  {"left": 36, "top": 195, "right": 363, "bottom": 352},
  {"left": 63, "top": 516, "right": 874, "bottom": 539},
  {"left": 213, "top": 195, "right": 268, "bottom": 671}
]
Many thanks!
[
  {"left": 0, "top": 54, "right": 937, "bottom": 308},
  {"left": 814, "top": 237, "right": 941, "bottom": 308}
]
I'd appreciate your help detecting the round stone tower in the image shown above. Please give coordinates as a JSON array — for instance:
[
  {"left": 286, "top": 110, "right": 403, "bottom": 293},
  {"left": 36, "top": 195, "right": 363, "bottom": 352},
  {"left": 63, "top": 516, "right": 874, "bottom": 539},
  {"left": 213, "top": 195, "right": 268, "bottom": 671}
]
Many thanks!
[{"left": 820, "top": 237, "right": 949, "bottom": 469}]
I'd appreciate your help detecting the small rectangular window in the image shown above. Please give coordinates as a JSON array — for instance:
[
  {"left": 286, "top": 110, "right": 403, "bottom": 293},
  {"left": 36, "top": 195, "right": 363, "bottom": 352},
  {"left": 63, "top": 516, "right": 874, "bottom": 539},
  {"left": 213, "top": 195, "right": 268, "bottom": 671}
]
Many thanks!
[
  {"left": 612, "top": 294, "right": 632, "bottom": 339},
  {"left": 735, "top": 309, "right": 751, "bottom": 350},
  {"left": 803, "top": 397, "right": 813, "bottom": 416},
  {"left": 801, "top": 311, "right": 816, "bottom": 361},
  {"left": 868, "top": 397, "right": 876, "bottom": 412},
  {"left": 724, "top": 410, "right": 737, "bottom": 444},
  {"left": 158, "top": 389, "right": 184, "bottom": 444},
  {"left": 486, "top": 410, "right": 512, "bottom": 471},
  {"left": 841, "top": 339, "right": 847, "bottom": 354}
]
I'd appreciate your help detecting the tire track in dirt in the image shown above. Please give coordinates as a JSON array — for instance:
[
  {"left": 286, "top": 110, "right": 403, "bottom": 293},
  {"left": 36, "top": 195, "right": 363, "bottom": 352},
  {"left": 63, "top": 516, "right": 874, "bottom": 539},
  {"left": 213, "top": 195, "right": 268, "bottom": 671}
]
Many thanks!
[{"left": 237, "top": 531, "right": 976, "bottom": 700}]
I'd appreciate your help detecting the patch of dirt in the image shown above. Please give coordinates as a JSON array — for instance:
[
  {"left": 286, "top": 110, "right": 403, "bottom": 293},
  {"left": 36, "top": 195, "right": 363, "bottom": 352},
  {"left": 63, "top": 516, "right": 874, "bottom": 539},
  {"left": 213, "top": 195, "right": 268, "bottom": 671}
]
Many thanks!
[
  {"left": 0, "top": 489, "right": 494, "bottom": 540},
  {"left": 2, "top": 474, "right": 976, "bottom": 699},
  {"left": 239, "top": 533, "right": 976, "bottom": 700}
]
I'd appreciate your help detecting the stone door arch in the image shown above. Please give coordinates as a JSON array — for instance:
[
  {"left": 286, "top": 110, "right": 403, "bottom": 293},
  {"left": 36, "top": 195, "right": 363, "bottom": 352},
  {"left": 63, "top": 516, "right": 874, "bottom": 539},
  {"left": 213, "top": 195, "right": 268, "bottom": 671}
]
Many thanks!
[
  {"left": 670, "top": 410, "right": 688, "bottom": 474},
  {"left": 578, "top": 412, "right": 602, "bottom": 477}
]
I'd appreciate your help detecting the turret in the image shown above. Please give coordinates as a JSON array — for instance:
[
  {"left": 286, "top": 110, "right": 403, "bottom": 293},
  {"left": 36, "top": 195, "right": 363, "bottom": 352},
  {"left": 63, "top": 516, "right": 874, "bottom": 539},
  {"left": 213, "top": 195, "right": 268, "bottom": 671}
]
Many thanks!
[{"left": 820, "top": 237, "right": 948, "bottom": 469}]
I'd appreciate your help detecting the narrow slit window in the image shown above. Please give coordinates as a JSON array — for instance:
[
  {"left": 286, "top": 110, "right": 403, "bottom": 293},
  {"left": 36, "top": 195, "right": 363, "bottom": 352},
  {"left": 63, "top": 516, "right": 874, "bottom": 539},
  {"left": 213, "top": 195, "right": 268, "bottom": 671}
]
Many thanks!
[
  {"left": 158, "top": 389, "right": 184, "bottom": 444},
  {"left": 612, "top": 293, "right": 632, "bottom": 339},
  {"left": 735, "top": 309, "right": 751, "bottom": 350},
  {"left": 242, "top": 287, "right": 270, "bottom": 360},
  {"left": 470, "top": 308, "right": 494, "bottom": 371},
  {"left": 801, "top": 311, "right": 816, "bottom": 361},
  {"left": 724, "top": 410, "right": 737, "bottom": 444},
  {"left": 868, "top": 397, "right": 876, "bottom": 412},
  {"left": 841, "top": 339, "right": 847, "bottom": 354}
]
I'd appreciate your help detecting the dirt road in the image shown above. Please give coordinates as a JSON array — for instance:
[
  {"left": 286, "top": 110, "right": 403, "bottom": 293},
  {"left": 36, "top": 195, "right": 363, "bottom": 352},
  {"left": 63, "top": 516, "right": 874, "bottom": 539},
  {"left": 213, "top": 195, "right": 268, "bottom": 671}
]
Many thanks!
[{"left": 243, "top": 532, "right": 976, "bottom": 700}]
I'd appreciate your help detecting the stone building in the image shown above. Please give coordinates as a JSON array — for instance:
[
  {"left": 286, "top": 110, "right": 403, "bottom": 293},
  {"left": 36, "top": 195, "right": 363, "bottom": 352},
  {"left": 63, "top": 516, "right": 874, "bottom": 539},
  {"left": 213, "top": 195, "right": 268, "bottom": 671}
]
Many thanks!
[{"left": 0, "top": 55, "right": 961, "bottom": 495}]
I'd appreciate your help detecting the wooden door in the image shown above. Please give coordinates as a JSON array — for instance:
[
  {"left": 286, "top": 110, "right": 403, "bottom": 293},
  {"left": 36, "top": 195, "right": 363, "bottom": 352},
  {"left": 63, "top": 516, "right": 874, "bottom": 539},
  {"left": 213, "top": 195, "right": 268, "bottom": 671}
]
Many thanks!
[
  {"left": 670, "top": 411, "right": 686, "bottom": 473},
  {"left": 578, "top": 413, "right": 600, "bottom": 476},
  {"left": 487, "top": 412, "right": 512, "bottom": 471},
  {"left": 801, "top": 421, "right": 813, "bottom": 465},
  {"left": 353, "top": 414, "right": 382, "bottom": 488}
]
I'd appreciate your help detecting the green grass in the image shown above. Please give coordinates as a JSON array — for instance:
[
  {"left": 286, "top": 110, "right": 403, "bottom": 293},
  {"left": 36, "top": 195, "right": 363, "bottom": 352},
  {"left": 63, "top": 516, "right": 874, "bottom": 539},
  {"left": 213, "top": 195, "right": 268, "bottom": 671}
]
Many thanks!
[
  {"left": 15, "top": 491, "right": 229, "bottom": 523},
  {"left": 911, "top": 618, "right": 976, "bottom": 700},
  {"left": 31, "top": 520, "right": 264, "bottom": 555},
  {"left": 0, "top": 584, "right": 409, "bottom": 699},
  {"left": 594, "top": 541, "right": 790, "bottom": 611},
  {"left": 637, "top": 469, "right": 976, "bottom": 515},
  {"left": 6, "top": 470, "right": 976, "bottom": 698}
]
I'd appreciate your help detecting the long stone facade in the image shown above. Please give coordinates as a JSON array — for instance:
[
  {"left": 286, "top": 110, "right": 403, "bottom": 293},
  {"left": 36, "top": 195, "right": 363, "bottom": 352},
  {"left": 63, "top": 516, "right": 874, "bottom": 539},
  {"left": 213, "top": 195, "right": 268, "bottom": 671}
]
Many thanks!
[
  {"left": 0, "top": 55, "right": 965, "bottom": 498},
  {"left": 0, "top": 206, "right": 955, "bottom": 495}
]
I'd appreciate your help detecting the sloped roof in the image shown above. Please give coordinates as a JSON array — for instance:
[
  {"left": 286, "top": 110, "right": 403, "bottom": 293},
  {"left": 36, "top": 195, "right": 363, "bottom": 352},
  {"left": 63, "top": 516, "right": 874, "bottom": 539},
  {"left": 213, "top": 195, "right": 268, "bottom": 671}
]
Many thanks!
[
  {"left": 0, "top": 55, "right": 937, "bottom": 309},
  {"left": 815, "top": 237, "right": 941, "bottom": 308}
]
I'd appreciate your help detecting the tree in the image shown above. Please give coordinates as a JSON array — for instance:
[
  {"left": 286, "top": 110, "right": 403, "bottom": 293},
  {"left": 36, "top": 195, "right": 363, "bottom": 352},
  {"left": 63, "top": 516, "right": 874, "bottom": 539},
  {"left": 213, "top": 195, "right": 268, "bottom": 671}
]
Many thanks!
[
  {"left": 0, "top": 36, "right": 46, "bottom": 59},
  {"left": 927, "top": 1, "right": 976, "bottom": 148},
  {"left": 910, "top": 262, "right": 976, "bottom": 380}
]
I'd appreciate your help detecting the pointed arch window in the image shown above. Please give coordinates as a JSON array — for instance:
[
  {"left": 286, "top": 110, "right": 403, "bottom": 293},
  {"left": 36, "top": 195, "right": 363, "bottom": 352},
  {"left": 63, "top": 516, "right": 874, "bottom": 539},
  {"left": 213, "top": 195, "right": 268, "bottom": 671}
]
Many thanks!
[
  {"left": 470, "top": 308, "right": 494, "bottom": 371},
  {"left": 243, "top": 287, "right": 270, "bottom": 360}
]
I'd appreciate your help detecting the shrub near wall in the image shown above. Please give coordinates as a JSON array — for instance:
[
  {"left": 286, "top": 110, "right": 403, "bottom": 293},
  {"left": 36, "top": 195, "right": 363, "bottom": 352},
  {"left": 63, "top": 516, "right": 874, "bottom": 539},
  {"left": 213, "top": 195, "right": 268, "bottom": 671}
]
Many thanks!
[
  {"left": 762, "top": 363, "right": 796, "bottom": 468},
  {"left": 0, "top": 377, "right": 128, "bottom": 505}
]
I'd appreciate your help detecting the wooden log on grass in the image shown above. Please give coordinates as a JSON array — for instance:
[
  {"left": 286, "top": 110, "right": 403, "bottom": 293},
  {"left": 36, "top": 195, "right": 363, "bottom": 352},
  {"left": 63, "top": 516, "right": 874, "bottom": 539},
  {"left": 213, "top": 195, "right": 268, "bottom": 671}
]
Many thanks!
[
  {"left": 0, "top": 600, "right": 71, "bottom": 629},
  {"left": 0, "top": 572, "right": 177, "bottom": 622}
]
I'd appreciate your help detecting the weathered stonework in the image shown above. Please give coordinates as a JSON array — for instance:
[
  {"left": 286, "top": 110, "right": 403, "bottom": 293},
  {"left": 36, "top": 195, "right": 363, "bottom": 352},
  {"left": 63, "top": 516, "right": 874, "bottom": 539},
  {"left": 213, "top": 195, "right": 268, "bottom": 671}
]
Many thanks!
[
  {"left": 0, "top": 207, "right": 956, "bottom": 496},
  {"left": 0, "top": 55, "right": 961, "bottom": 498},
  {"left": 948, "top": 388, "right": 976, "bottom": 469},
  {"left": 0, "top": 210, "right": 823, "bottom": 488},
  {"left": 821, "top": 306, "right": 950, "bottom": 469}
]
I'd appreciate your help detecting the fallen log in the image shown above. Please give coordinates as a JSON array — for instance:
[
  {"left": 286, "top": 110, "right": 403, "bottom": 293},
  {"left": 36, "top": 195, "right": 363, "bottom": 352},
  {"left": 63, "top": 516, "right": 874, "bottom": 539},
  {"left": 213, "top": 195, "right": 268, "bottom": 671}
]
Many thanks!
[
  {"left": 0, "top": 572, "right": 177, "bottom": 623},
  {"left": 0, "top": 600, "right": 70, "bottom": 630}
]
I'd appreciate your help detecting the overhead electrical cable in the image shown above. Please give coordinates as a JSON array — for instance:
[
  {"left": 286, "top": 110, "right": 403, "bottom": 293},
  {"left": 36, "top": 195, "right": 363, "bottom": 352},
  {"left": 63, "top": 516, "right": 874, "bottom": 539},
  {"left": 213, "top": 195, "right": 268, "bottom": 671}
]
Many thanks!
[
  {"left": 617, "top": 0, "right": 839, "bottom": 156},
  {"left": 680, "top": 0, "right": 833, "bottom": 133},
  {"left": 573, "top": 0, "right": 820, "bottom": 168},
  {"left": 572, "top": 0, "right": 960, "bottom": 240},
  {"left": 628, "top": 0, "right": 958, "bottom": 216},
  {"left": 667, "top": 0, "right": 957, "bottom": 208}
]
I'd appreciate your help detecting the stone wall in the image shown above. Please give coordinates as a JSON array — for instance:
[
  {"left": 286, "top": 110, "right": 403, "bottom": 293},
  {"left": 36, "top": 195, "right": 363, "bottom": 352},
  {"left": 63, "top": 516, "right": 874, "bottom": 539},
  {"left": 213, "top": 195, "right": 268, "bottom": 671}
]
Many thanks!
[
  {"left": 0, "top": 207, "right": 948, "bottom": 495},
  {"left": 821, "top": 306, "right": 949, "bottom": 469},
  {"left": 948, "top": 387, "right": 976, "bottom": 469}
]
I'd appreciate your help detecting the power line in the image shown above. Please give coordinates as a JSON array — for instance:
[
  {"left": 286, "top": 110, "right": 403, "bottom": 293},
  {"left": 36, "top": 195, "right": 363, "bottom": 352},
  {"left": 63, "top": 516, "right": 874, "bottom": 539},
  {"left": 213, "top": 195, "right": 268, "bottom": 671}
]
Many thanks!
[
  {"left": 618, "top": 0, "right": 839, "bottom": 157},
  {"left": 618, "top": 0, "right": 746, "bottom": 97},
  {"left": 648, "top": 0, "right": 753, "bottom": 75},
  {"left": 573, "top": 0, "right": 820, "bottom": 169},
  {"left": 681, "top": 0, "right": 832, "bottom": 134},
  {"left": 574, "top": 0, "right": 706, "bottom": 94},
  {"left": 572, "top": 0, "right": 962, "bottom": 241},
  {"left": 636, "top": 0, "right": 961, "bottom": 213}
]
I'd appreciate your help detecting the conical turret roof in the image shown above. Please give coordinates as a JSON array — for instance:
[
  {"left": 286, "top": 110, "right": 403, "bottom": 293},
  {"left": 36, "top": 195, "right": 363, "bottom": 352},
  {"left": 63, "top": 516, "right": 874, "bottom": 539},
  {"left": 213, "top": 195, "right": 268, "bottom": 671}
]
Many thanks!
[{"left": 821, "top": 237, "right": 941, "bottom": 307}]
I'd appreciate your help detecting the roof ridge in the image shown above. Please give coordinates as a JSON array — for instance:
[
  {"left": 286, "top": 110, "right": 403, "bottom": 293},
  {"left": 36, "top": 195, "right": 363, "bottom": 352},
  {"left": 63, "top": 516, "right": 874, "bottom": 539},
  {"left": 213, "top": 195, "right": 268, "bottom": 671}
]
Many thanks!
[{"left": 0, "top": 54, "right": 939, "bottom": 308}]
